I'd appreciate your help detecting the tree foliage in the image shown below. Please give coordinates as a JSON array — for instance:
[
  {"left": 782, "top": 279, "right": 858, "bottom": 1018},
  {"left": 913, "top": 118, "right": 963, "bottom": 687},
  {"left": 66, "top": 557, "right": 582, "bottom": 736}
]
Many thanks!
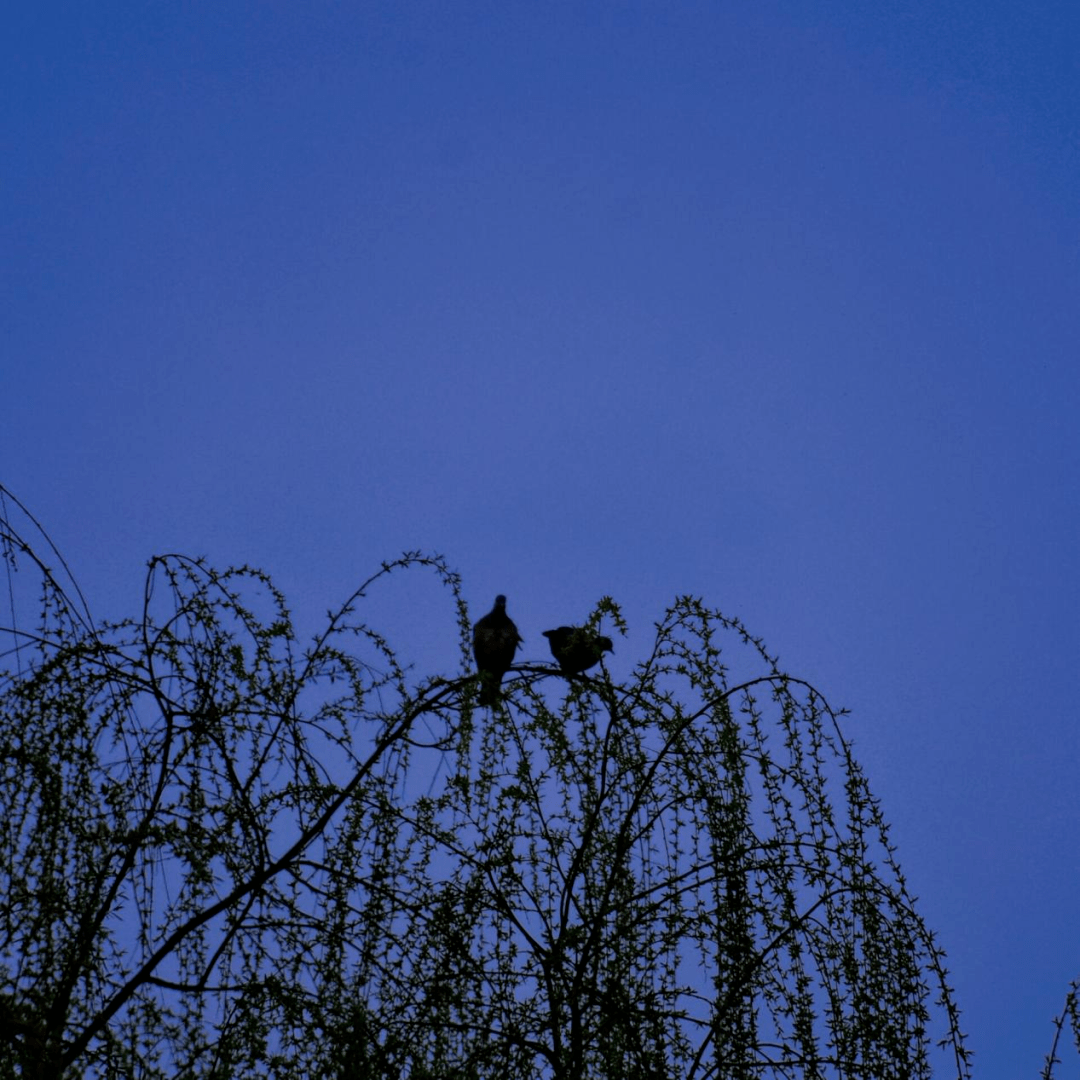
[{"left": 0, "top": 488, "right": 974, "bottom": 1078}]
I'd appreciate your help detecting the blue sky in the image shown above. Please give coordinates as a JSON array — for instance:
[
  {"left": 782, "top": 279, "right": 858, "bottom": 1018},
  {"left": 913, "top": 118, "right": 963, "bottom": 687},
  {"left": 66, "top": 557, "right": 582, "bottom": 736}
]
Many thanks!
[{"left": 4, "top": 3, "right": 1079, "bottom": 1074}]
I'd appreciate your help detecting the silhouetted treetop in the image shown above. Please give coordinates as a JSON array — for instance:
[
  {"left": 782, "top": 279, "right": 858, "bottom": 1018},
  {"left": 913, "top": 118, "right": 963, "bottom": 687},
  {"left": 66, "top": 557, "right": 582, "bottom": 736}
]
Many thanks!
[{"left": 0, "top": 486, "right": 974, "bottom": 1079}]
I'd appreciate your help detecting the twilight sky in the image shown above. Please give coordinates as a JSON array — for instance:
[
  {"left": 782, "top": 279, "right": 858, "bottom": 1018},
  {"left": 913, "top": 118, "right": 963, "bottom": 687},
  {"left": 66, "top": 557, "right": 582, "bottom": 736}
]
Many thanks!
[{"left": 4, "top": 3, "right": 1079, "bottom": 1074}]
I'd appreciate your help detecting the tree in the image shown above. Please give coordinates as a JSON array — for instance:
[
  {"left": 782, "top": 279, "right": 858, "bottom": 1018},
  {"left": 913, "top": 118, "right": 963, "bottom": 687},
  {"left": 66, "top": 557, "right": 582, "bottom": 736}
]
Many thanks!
[{"left": 0, "top": 487, "right": 971, "bottom": 1079}]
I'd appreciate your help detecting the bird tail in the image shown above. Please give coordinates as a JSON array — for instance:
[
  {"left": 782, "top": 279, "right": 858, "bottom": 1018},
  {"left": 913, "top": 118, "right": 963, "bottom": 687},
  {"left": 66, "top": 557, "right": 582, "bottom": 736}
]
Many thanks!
[{"left": 477, "top": 672, "right": 501, "bottom": 707}]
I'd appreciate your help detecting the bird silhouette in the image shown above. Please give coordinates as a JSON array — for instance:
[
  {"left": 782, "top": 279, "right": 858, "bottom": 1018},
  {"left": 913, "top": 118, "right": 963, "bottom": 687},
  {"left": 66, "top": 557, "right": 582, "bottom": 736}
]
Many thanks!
[
  {"left": 472, "top": 595, "right": 522, "bottom": 706},
  {"left": 542, "top": 626, "right": 614, "bottom": 674}
]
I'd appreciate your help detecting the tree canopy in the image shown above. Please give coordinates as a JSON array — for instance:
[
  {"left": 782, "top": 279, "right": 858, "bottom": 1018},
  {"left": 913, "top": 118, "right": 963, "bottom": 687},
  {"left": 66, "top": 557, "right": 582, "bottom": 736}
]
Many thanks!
[{"left": 0, "top": 487, "right": 1007, "bottom": 1078}]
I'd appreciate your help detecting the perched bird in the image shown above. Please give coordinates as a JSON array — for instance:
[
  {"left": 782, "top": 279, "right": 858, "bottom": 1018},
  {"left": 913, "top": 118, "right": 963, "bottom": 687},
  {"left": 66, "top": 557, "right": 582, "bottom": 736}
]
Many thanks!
[
  {"left": 472, "top": 595, "right": 523, "bottom": 706},
  {"left": 542, "top": 626, "right": 614, "bottom": 674}
]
